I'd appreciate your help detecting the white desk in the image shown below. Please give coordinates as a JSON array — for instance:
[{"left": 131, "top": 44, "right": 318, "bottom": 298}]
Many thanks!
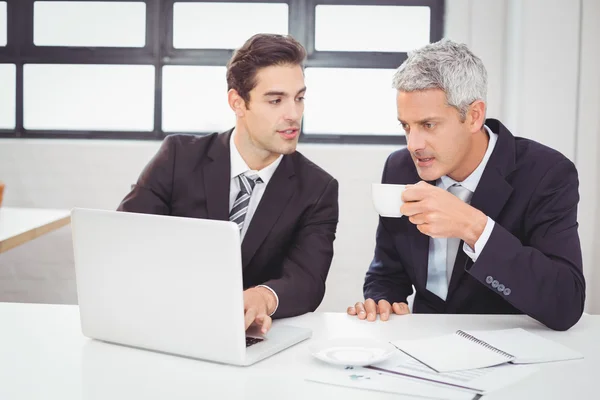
[
  {"left": 0, "top": 303, "right": 597, "bottom": 400},
  {"left": 0, "top": 207, "right": 71, "bottom": 253}
]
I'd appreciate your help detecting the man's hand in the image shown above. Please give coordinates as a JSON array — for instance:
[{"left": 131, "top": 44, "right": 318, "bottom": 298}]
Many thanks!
[
  {"left": 400, "top": 181, "right": 487, "bottom": 248},
  {"left": 243, "top": 287, "right": 277, "bottom": 334},
  {"left": 347, "top": 299, "right": 410, "bottom": 321}
]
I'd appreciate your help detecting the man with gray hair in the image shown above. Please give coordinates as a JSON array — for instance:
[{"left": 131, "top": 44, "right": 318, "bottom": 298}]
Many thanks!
[{"left": 348, "top": 39, "right": 585, "bottom": 331}]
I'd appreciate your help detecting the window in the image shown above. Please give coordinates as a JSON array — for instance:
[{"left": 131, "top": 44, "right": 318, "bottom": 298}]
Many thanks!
[
  {"left": 303, "top": 68, "right": 398, "bottom": 135},
  {"left": 0, "top": 1, "right": 6, "bottom": 46},
  {"left": 34, "top": 1, "right": 146, "bottom": 47},
  {"left": 24, "top": 64, "right": 154, "bottom": 131},
  {"left": 162, "top": 66, "right": 233, "bottom": 132},
  {"left": 0, "top": 0, "right": 444, "bottom": 144},
  {"left": 0, "top": 64, "right": 16, "bottom": 129},
  {"left": 173, "top": 2, "right": 288, "bottom": 49},
  {"left": 315, "top": 5, "right": 431, "bottom": 52}
]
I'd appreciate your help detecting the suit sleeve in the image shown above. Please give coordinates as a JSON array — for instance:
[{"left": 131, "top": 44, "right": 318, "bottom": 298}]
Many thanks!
[
  {"left": 468, "top": 159, "right": 585, "bottom": 331},
  {"left": 262, "top": 178, "right": 339, "bottom": 318},
  {"left": 363, "top": 154, "right": 414, "bottom": 304},
  {"left": 117, "top": 136, "right": 176, "bottom": 215}
]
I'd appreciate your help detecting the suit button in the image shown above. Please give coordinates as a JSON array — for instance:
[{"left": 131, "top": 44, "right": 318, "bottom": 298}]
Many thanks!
[
  {"left": 486, "top": 276, "right": 493, "bottom": 284},
  {"left": 492, "top": 280, "right": 499, "bottom": 288},
  {"left": 503, "top": 288, "right": 511, "bottom": 296},
  {"left": 497, "top": 284, "right": 505, "bottom": 292}
]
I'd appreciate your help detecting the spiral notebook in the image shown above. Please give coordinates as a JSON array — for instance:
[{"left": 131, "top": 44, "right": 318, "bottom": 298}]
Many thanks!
[{"left": 391, "top": 328, "right": 582, "bottom": 373}]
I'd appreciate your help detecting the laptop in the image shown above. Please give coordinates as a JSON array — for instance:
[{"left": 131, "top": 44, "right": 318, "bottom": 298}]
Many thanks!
[{"left": 71, "top": 208, "right": 312, "bottom": 366}]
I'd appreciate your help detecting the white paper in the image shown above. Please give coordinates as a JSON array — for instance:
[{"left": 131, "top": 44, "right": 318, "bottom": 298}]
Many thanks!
[
  {"left": 463, "top": 328, "right": 584, "bottom": 364},
  {"left": 391, "top": 333, "right": 514, "bottom": 372},
  {"left": 305, "top": 363, "right": 477, "bottom": 400},
  {"left": 371, "top": 351, "right": 539, "bottom": 393}
]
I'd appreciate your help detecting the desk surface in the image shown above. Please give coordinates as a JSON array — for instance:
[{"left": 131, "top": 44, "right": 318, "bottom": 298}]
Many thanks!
[
  {"left": 0, "top": 207, "right": 71, "bottom": 253},
  {"left": 0, "top": 303, "right": 597, "bottom": 400}
]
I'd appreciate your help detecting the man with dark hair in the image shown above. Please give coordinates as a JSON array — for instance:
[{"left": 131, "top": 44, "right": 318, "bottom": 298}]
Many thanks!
[{"left": 118, "top": 34, "right": 339, "bottom": 333}]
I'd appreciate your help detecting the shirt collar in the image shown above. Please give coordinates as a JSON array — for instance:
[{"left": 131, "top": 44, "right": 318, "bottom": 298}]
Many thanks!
[
  {"left": 229, "top": 128, "right": 283, "bottom": 185},
  {"left": 439, "top": 125, "right": 498, "bottom": 192}
]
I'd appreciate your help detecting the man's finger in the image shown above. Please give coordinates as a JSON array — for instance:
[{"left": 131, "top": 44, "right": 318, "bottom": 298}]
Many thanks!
[
  {"left": 400, "top": 303, "right": 411, "bottom": 314},
  {"left": 400, "top": 201, "right": 423, "bottom": 217},
  {"left": 378, "top": 300, "right": 392, "bottom": 321},
  {"left": 354, "top": 302, "right": 367, "bottom": 319},
  {"left": 401, "top": 186, "right": 427, "bottom": 203},
  {"left": 364, "top": 298, "right": 377, "bottom": 321},
  {"left": 392, "top": 302, "right": 410, "bottom": 315},
  {"left": 416, "top": 223, "right": 433, "bottom": 237},
  {"left": 347, "top": 306, "right": 357, "bottom": 315},
  {"left": 408, "top": 213, "right": 427, "bottom": 225},
  {"left": 391, "top": 302, "right": 402, "bottom": 315},
  {"left": 244, "top": 308, "right": 257, "bottom": 330},
  {"left": 256, "top": 314, "right": 272, "bottom": 334},
  {"left": 262, "top": 315, "right": 272, "bottom": 333}
]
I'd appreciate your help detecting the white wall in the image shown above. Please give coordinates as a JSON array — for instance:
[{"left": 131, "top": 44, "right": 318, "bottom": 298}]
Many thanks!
[
  {"left": 512, "top": 0, "right": 581, "bottom": 161},
  {"left": 0, "top": 139, "right": 396, "bottom": 311},
  {"left": 1, "top": 0, "right": 599, "bottom": 313},
  {"left": 576, "top": 0, "right": 600, "bottom": 313}
]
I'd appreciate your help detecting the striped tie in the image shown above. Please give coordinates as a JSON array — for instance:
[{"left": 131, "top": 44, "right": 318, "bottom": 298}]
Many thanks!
[{"left": 229, "top": 173, "right": 263, "bottom": 232}]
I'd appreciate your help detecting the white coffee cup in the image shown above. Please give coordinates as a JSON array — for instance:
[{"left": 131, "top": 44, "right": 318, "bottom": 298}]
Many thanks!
[{"left": 372, "top": 183, "right": 407, "bottom": 218}]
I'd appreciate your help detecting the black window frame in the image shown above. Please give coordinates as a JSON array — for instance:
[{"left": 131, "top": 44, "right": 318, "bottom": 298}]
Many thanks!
[{"left": 0, "top": 0, "right": 444, "bottom": 144}]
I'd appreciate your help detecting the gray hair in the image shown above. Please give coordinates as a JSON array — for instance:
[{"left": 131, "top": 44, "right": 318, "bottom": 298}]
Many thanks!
[{"left": 392, "top": 39, "right": 487, "bottom": 121}]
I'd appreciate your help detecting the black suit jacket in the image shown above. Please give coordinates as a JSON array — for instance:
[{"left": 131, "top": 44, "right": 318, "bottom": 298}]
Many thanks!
[
  {"left": 364, "top": 119, "right": 585, "bottom": 331},
  {"left": 117, "top": 130, "right": 339, "bottom": 318}
]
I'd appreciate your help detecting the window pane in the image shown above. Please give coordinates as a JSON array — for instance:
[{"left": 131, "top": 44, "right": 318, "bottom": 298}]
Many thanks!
[
  {"left": 0, "top": 2, "right": 6, "bottom": 46},
  {"left": 303, "top": 68, "right": 400, "bottom": 136},
  {"left": 173, "top": 2, "right": 288, "bottom": 49},
  {"left": 162, "top": 66, "right": 233, "bottom": 132},
  {"left": 315, "top": 5, "right": 430, "bottom": 52},
  {"left": 0, "top": 64, "right": 15, "bottom": 129},
  {"left": 34, "top": 1, "right": 146, "bottom": 47},
  {"left": 24, "top": 64, "right": 154, "bottom": 131}
]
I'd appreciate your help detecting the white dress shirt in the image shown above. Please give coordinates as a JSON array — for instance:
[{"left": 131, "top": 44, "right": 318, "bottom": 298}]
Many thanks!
[
  {"left": 425, "top": 125, "right": 498, "bottom": 300},
  {"left": 229, "top": 130, "right": 282, "bottom": 315}
]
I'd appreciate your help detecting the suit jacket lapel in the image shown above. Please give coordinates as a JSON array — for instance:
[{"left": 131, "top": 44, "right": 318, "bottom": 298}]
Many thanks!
[
  {"left": 241, "top": 155, "right": 296, "bottom": 269},
  {"left": 447, "top": 119, "right": 516, "bottom": 299},
  {"left": 204, "top": 130, "right": 232, "bottom": 221}
]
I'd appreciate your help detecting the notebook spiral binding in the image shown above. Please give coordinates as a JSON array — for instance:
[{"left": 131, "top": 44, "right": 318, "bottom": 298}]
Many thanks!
[{"left": 455, "top": 330, "right": 515, "bottom": 359}]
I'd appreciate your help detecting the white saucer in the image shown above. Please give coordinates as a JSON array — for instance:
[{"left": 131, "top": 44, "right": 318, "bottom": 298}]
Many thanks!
[{"left": 309, "top": 337, "right": 397, "bottom": 366}]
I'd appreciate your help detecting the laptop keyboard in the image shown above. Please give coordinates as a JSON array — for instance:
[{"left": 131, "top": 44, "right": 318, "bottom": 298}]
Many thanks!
[{"left": 246, "top": 337, "right": 264, "bottom": 347}]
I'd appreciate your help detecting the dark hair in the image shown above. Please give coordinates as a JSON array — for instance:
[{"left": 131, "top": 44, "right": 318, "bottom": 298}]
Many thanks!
[{"left": 226, "top": 33, "right": 306, "bottom": 105}]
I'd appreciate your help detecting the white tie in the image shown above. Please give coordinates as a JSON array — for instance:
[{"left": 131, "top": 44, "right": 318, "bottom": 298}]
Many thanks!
[{"left": 446, "top": 184, "right": 473, "bottom": 282}]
